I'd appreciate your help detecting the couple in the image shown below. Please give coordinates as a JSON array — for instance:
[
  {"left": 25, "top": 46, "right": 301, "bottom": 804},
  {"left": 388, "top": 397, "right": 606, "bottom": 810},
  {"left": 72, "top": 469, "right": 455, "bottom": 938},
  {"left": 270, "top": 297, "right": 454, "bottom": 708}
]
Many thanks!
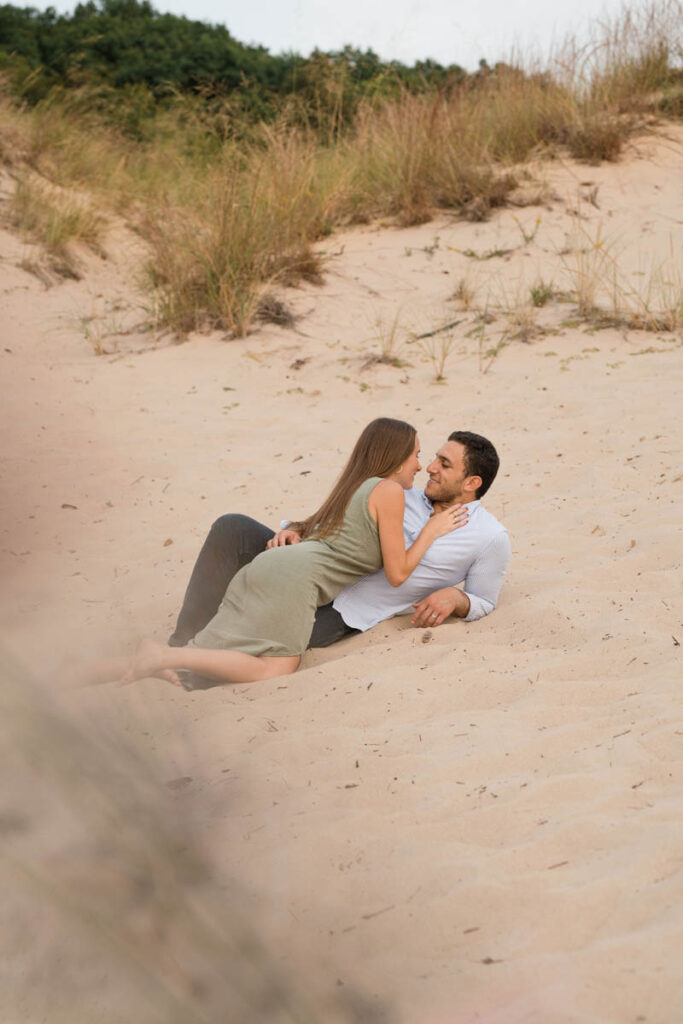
[{"left": 104, "top": 418, "right": 509, "bottom": 689}]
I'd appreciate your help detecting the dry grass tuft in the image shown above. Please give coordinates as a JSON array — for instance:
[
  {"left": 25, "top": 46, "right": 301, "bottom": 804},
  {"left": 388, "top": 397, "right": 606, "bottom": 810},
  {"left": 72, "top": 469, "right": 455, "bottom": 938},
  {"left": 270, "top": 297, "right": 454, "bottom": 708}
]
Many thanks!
[
  {"left": 507, "top": 304, "right": 542, "bottom": 343},
  {"left": 410, "top": 321, "right": 461, "bottom": 381},
  {"left": 560, "top": 217, "right": 617, "bottom": 317},
  {"left": 8, "top": 175, "right": 104, "bottom": 273},
  {"left": 566, "top": 111, "right": 628, "bottom": 162},
  {"left": 560, "top": 213, "right": 683, "bottom": 331},
  {"left": 361, "top": 309, "right": 407, "bottom": 368},
  {"left": 139, "top": 129, "right": 332, "bottom": 336},
  {"left": 255, "top": 292, "right": 297, "bottom": 328},
  {"left": 451, "top": 277, "right": 478, "bottom": 310},
  {"left": 530, "top": 280, "right": 555, "bottom": 307},
  {"left": 0, "top": 89, "right": 32, "bottom": 166}
]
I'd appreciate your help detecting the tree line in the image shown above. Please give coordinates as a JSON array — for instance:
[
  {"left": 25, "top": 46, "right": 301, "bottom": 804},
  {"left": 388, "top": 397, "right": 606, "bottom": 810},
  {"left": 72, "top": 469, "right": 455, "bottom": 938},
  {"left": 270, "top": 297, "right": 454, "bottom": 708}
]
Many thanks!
[{"left": 0, "top": 0, "right": 471, "bottom": 131}]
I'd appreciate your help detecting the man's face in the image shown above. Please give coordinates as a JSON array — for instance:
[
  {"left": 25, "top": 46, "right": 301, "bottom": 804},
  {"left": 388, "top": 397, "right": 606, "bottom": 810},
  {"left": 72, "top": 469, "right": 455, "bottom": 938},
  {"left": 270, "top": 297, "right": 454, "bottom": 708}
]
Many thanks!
[{"left": 424, "top": 441, "right": 473, "bottom": 504}]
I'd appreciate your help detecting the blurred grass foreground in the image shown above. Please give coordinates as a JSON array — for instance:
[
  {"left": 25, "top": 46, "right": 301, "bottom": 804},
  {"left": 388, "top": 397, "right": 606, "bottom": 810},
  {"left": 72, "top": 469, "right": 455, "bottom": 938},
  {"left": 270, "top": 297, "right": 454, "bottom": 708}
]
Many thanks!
[{"left": 0, "top": 658, "right": 385, "bottom": 1023}]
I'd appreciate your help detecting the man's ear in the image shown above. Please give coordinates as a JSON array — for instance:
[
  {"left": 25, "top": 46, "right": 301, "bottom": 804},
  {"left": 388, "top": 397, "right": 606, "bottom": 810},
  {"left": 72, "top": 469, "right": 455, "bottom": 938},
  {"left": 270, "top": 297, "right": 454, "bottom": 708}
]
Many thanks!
[{"left": 464, "top": 475, "right": 482, "bottom": 497}]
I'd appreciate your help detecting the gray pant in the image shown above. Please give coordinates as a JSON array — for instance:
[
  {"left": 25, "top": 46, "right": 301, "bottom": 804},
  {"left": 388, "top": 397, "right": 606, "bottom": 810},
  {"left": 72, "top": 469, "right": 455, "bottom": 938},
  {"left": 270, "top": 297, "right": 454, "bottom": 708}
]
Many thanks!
[{"left": 168, "top": 514, "right": 357, "bottom": 688}]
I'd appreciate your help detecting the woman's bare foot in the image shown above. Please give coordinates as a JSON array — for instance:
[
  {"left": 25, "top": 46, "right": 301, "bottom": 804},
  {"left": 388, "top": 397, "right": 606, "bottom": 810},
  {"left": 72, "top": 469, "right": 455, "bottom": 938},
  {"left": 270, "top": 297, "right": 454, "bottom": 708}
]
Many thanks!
[
  {"left": 120, "top": 638, "right": 173, "bottom": 685},
  {"left": 121, "top": 665, "right": 181, "bottom": 687},
  {"left": 158, "top": 668, "right": 183, "bottom": 687}
]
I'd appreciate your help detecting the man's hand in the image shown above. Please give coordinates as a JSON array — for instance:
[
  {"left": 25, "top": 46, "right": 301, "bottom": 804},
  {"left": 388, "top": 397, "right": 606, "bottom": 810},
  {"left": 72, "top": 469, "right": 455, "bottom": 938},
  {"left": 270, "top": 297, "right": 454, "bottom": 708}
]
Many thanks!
[
  {"left": 266, "top": 529, "right": 302, "bottom": 549},
  {"left": 411, "top": 587, "right": 470, "bottom": 627}
]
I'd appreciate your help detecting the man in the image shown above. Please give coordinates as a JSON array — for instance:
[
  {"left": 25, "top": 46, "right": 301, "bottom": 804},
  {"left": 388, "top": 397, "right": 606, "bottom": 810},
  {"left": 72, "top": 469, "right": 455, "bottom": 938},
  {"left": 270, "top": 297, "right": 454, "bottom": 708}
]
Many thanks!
[{"left": 168, "top": 431, "right": 510, "bottom": 684}]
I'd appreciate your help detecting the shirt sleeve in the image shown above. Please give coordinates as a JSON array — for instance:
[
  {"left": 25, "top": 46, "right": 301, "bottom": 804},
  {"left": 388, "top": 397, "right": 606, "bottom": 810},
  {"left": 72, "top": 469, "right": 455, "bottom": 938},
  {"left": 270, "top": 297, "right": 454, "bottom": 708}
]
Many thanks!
[{"left": 461, "top": 531, "right": 511, "bottom": 621}]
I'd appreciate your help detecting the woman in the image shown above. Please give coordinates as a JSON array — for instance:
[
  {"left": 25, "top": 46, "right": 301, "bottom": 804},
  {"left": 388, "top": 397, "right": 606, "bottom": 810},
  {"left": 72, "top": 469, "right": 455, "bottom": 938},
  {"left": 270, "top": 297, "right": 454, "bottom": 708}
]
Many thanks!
[{"left": 96, "top": 418, "right": 467, "bottom": 688}]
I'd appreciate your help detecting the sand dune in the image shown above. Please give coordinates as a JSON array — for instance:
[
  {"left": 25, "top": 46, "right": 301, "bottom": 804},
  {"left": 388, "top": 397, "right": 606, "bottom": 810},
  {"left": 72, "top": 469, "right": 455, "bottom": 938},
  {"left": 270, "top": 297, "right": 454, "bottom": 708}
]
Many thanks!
[{"left": 1, "top": 127, "right": 682, "bottom": 1021}]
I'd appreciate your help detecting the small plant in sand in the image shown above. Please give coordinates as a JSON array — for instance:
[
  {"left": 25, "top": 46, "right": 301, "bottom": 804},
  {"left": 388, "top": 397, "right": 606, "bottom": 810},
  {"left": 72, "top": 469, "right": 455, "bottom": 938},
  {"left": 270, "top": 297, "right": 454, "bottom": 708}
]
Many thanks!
[
  {"left": 461, "top": 245, "right": 514, "bottom": 262},
  {"left": 560, "top": 216, "right": 618, "bottom": 317},
  {"left": 410, "top": 321, "right": 460, "bottom": 381},
  {"left": 480, "top": 334, "right": 508, "bottom": 374},
  {"left": 530, "top": 280, "right": 555, "bottom": 307},
  {"left": 464, "top": 305, "right": 506, "bottom": 374},
  {"left": 494, "top": 276, "right": 544, "bottom": 343},
  {"left": 79, "top": 304, "right": 107, "bottom": 356},
  {"left": 451, "top": 277, "right": 477, "bottom": 310},
  {"left": 418, "top": 332, "right": 455, "bottom": 382},
  {"left": 82, "top": 302, "right": 133, "bottom": 355},
  {"left": 421, "top": 235, "right": 441, "bottom": 256},
  {"left": 512, "top": 214, "right": 541, "bottom": 245},
  {"left": 362, "top": 309, "right": 406, "bottom": 368},
  {"left": 507, "top": 303, "right": 540, "bottom": 343}
]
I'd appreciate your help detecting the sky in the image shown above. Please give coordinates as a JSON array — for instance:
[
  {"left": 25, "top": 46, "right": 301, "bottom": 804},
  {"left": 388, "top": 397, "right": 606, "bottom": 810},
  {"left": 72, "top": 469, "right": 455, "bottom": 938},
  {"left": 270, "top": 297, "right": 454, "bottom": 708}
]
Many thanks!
[{"left": 32, "top": 0, "right": 635, "bottom": 71}]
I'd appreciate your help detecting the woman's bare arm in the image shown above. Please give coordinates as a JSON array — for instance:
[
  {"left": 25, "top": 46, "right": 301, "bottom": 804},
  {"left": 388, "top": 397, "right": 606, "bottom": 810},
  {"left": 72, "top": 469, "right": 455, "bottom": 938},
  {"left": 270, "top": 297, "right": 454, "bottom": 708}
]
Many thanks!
[{"left": 368, "top": 479, "right": 468, "bottom": 586}]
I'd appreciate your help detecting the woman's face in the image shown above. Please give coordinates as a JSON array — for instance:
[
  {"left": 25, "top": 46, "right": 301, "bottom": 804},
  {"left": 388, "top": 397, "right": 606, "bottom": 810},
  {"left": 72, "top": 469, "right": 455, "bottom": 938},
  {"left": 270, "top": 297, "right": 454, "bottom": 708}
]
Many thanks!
[{"left": 392, "top": 435, "right": 422, "bottom": 490}]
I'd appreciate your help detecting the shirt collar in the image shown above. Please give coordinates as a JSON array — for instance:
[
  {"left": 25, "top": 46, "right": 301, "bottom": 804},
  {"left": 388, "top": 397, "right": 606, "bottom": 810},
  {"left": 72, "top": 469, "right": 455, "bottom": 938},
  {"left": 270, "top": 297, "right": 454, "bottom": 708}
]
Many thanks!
[{"left": 415, "top": 488, "right": 480, "bottom": 513}]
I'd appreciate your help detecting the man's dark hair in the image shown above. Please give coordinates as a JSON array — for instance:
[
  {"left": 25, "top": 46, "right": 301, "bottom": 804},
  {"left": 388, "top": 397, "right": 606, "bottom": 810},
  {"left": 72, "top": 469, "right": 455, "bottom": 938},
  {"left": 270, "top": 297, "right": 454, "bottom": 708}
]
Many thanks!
[{"left": 448, "top": 431, "right": 500, "bottom": 499}]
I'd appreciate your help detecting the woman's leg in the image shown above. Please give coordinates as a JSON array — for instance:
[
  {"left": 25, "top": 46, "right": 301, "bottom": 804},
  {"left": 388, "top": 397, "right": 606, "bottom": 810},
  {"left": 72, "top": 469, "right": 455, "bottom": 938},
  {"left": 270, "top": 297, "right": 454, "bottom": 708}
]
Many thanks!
[
  {"left": 125, "top": 638, "right": 300, "bottom": 687},
  {"left": 66, "top": 655, "right": 135, "bottom": 688},
  {"left": 169, "top": 515, "right": 275, "bottom": 646}
]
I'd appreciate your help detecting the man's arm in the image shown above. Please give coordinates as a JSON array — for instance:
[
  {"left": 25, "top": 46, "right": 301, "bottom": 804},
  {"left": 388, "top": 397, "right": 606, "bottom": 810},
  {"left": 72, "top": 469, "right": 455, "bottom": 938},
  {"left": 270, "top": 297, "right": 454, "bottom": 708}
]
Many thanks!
[{"left": 411, "top": 531, "right": 511, "bottom": 628}]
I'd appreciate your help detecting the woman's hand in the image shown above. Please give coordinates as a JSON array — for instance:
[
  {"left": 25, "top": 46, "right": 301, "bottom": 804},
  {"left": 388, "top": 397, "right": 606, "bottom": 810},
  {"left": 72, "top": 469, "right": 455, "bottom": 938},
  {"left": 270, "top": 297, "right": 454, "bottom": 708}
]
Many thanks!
[
  {"left": 373, "top": 481, "right": 468, "bottom": 588},
  {"left": 427, "top": 504, "right": 469, "bottom": 539},
  {"left": 266, "top": 528, "right": 302, "bottom": 549}
]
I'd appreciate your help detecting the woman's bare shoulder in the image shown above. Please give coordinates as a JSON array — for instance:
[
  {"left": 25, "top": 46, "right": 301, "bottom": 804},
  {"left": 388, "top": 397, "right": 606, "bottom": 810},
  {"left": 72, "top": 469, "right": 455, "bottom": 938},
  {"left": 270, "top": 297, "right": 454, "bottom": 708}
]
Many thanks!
[
  {"left": 368, "top": 478, "right": 404, "bottom": 510},
  {"left": 370, "top": 477, "right": 402, "bottom": 493}
]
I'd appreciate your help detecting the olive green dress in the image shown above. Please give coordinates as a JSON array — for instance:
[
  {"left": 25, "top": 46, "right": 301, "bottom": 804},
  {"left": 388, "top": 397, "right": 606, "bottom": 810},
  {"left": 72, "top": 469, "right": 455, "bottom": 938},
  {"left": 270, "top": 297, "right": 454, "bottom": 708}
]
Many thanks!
[{"left": 190, "top": 476, "right": 383, "bottom": 657}]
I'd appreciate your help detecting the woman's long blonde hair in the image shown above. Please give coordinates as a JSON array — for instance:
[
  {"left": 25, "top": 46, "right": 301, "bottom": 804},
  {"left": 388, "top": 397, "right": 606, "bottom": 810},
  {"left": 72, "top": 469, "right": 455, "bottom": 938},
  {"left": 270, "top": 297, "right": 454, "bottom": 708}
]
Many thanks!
[{"left": 294, "top": 417, "right": 416, "bottom": 541}]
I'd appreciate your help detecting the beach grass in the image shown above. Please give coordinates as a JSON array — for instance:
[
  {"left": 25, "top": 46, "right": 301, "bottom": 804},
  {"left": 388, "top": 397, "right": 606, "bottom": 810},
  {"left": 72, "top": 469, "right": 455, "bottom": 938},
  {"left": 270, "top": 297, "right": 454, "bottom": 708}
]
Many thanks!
[
  {"left": 8, "top": 174, "right": 105, "bottom": 274},
  {"left": 0, "top": 1, "right": 681, "bottom": 334},
  {"left": 1, "top": 658, "right": 380, "bottom": 1022}
]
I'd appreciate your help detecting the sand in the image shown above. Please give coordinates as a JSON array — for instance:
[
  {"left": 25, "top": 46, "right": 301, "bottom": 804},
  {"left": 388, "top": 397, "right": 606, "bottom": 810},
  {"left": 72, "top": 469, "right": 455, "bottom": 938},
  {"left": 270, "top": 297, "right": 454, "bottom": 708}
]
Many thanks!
[{"left": 1, "top": 126, "right": 682, "bottom": 1022}]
